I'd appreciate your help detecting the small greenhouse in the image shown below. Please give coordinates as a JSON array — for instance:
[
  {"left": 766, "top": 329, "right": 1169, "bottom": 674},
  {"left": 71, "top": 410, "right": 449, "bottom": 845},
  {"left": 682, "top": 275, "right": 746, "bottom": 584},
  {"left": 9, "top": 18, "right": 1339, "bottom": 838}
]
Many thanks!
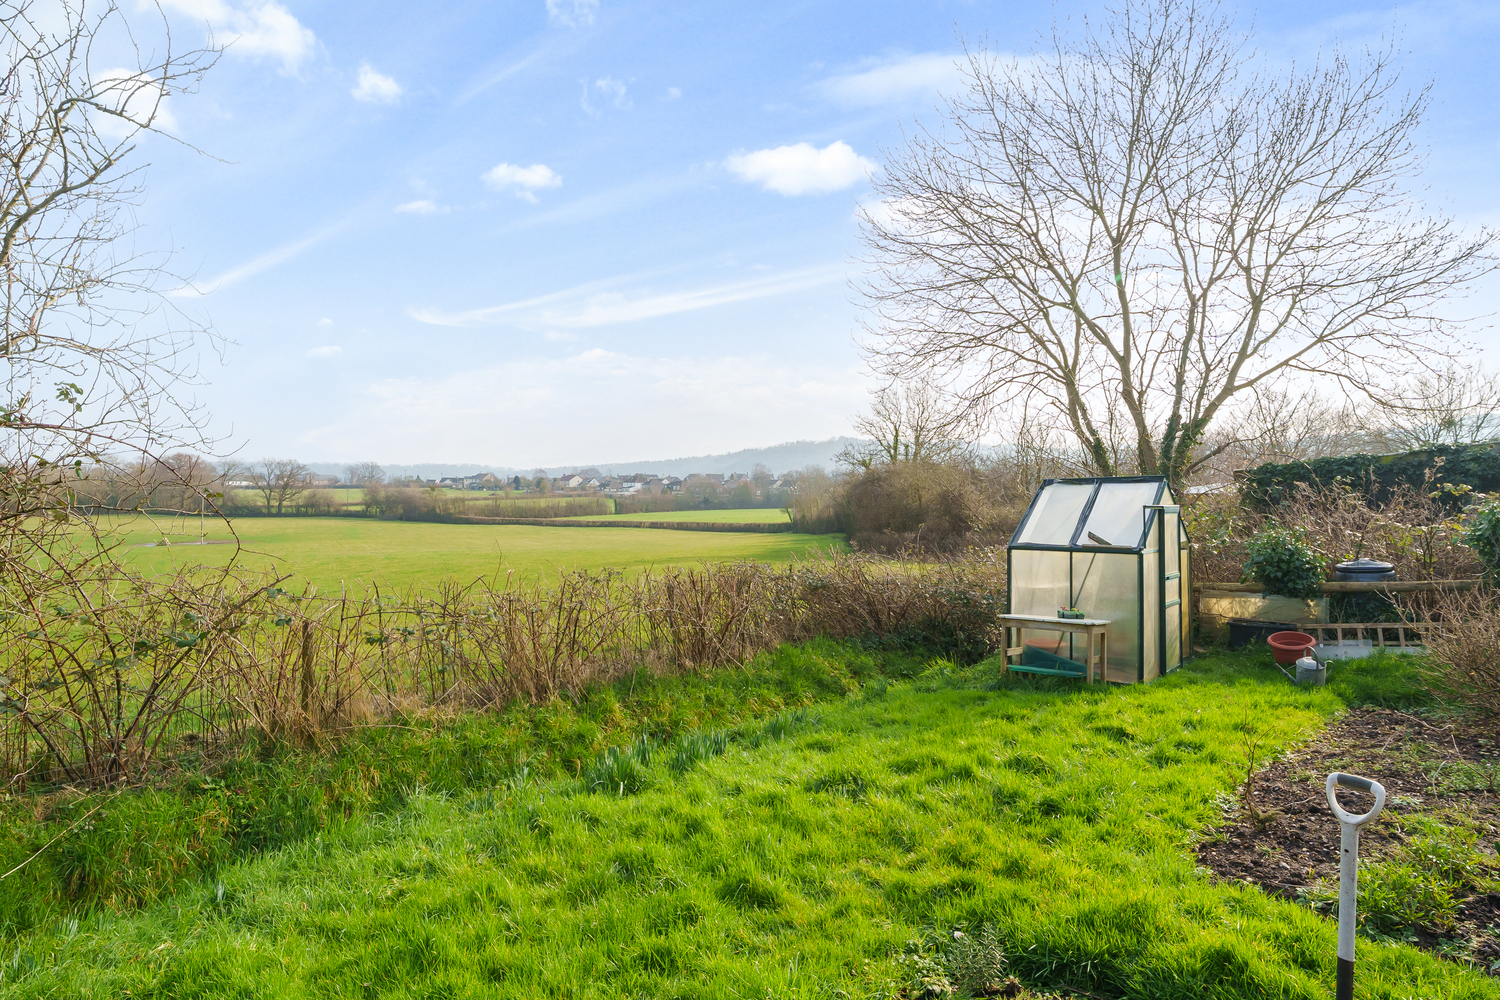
[{"left": 1007, "top": 476, "right": 1190, "bottom": 684}]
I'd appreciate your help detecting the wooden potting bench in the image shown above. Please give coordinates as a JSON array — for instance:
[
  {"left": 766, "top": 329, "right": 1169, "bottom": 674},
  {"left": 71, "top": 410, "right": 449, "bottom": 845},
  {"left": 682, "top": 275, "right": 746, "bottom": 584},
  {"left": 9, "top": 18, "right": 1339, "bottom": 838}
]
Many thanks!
[{"left": 999, "top": 614, "right": 1110, "bottom": 683}]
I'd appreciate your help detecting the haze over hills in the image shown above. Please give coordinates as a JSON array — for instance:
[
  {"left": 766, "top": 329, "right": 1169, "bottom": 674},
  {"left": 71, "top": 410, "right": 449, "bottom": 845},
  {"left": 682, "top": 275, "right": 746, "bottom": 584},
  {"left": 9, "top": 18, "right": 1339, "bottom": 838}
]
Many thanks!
[{"left": 304, "top": 438, "right": 865, "bottom": 481}]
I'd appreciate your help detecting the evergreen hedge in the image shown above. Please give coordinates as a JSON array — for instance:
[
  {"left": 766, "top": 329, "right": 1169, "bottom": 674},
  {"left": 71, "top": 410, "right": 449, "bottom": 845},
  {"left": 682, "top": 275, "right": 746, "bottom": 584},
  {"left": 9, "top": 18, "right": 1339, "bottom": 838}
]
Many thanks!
[{"left": 1238, "top": 443, "right": 1500, "bottom": 507}]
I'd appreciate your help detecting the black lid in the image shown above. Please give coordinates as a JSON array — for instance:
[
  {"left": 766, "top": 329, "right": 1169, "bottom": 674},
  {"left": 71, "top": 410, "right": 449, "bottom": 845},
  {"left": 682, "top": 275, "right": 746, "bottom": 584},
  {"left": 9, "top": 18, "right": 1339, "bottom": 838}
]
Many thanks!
[{"left": 1334, "top": 558, "right": 1395, "bottom": 572}]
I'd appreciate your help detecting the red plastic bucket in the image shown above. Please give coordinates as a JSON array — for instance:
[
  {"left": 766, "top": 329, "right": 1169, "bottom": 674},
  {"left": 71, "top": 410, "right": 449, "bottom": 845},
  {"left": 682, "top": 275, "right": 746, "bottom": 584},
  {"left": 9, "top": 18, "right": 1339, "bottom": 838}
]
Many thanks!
[{"left": 1268, "top": 631, "right": 1316, "bottom": 665}]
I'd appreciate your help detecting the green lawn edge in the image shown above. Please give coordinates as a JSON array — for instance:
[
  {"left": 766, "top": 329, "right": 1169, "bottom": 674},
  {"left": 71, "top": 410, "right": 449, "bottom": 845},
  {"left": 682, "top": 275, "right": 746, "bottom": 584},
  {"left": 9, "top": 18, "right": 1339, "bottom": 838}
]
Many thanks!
[{"left": 0, "top": 648, "right": 1489, "bottom": 999}]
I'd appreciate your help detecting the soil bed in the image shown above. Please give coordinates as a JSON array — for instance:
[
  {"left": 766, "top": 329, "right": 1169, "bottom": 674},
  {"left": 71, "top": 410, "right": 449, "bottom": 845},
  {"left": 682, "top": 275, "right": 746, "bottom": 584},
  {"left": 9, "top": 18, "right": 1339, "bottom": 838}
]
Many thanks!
[{"left": 1196, "top": 707, "right": 1500, "bottom": 972}]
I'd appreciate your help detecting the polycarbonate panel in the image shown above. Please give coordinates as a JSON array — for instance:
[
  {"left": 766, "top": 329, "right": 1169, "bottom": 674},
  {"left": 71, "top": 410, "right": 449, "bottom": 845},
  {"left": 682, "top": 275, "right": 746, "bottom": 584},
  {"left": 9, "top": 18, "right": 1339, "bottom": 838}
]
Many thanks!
[
  {"left": 1009, "top": 549, "right": 1070, "bottom": 617},
  {"left": 1016, "top": 482, "right": 1095, "bottom": 546},
  {"left": 1141, "top": 515, "right": 1161, "bottom": 683},
  {"left": 1009, "top": 549, "right": 1077, "bottom": 662},
  {"left": 1179, "top": 521, "right": 1192, "bottom": 661},
  {"left": 1163, "top": 509, "right": 1182, "bottom": 672},
  {"left": 1080, "top": 481, "right": 1164, "bottom": 549},
  {"left": 1069, "top": 551, "right": 1139, "bottom": 682}
]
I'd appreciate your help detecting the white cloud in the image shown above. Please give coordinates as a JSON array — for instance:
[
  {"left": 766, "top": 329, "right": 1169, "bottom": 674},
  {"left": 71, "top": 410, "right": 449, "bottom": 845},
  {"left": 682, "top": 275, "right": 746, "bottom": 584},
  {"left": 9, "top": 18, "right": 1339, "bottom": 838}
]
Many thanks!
[
  {"left": 317, "top": 317, "right": 334, "bottom": 326},
  {"left": 160, "top": 0, "right": 316, "bottom": 72},
  {"left": 395, "top": 199, "right": 445, "bottom": 215},
  {"left": 483, "top": 162, "right": 562, "bottom": 202},
  {"left": 666, "top": 87, "right": 682, "bottom": 99},
  {"left": 816, "top": 52, "right": 964, "bottom": 107},
  {"left": 294, "top": 349, "right": 864, "bottom": 466},
  {"left": 581, "top": 76, "right": 630, "bottom": 114},
  {"left": 305, "top": 345, "right": 342, "bottom": 358},
  {"left": 91, "top": 69, "right": 177, "bottom": 139},
  {"left": 352, "top": 63, "right": 403, "bottom": 103},
  {"left": 546, "top": 0, "right": 598, "bottom": 27},
  {"left": 724, "top": 141, "right": 876, "bottom": 196},
  {"left": 410, "top": 263, "right": 845, "bottom": 330}
]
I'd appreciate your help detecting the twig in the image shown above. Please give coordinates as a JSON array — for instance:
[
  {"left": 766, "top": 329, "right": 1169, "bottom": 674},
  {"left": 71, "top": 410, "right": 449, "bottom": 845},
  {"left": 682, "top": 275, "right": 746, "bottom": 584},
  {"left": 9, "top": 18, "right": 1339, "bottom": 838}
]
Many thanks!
[{"left": 0, "top": 792, "right": 118, "bottom": 881}]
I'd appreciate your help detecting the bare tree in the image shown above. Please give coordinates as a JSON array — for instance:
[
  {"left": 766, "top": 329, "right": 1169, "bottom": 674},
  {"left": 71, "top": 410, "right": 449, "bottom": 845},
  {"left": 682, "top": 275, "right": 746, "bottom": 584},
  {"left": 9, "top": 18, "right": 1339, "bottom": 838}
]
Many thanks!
[
  {"left": 1379, "top": 364, "right": 1500, "bottom": 451},
  {"left": 253, "top": 458, "right": 310, "bottom": 515},
  {"left": 1, "top": 1, "right": 220, "bottom": 564},
  {"left": 343, "top": 461, "right": 386, "bottom": 486},
  {"left": 837, "top": 382, "right": 970, "bottom": 470},
  {"left": 859, "top": 0, "right": 1497, "bottom": 487}
]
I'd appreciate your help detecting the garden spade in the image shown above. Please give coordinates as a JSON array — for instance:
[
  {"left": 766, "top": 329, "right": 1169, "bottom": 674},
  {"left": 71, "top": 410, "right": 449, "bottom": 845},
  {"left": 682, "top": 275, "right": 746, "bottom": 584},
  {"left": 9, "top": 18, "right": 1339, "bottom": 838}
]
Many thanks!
[{"left": 1324, "top": 772, "right": 1386, "bottom": 1000}]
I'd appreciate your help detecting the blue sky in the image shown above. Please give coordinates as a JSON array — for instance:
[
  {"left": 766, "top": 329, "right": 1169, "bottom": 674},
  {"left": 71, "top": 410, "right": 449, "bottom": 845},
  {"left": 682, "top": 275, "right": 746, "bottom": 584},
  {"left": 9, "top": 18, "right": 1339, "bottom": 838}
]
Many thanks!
[{"left": 131, "top": 0, "right": 1500, "bottom": 468}]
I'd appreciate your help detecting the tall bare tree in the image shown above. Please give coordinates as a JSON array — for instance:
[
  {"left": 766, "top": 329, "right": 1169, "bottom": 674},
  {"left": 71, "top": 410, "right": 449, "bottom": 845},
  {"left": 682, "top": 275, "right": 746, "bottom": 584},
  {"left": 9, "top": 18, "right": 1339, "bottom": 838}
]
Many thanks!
[
  {"left": 837, "top": 382, "right": 969, "bottom": 470},
  {"left": 859, "top": 0, "right": 1497, "bottom": 487},
  {"left": 252, "top": 458, "right": 310, "bottom": 515},
  {"left": 343, "top": 461, "right": 385, "bottom": 486},
  {"left": 1, "top": 1, "right": 219, "bottom": 551}
]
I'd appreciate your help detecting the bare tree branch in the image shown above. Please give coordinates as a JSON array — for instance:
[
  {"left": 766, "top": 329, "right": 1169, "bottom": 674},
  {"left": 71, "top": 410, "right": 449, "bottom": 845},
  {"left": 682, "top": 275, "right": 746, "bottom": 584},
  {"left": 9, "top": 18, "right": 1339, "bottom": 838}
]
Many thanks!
[{"left": 857, "top": 0, "right": 1498, "bottom": 487}]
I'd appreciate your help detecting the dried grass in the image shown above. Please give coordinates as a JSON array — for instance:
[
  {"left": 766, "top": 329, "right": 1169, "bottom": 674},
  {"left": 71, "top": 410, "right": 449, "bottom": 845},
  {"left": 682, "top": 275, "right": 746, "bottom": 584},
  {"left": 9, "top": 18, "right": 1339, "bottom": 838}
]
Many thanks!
[{"left": 0, "top": 551, "right": 1007, "bottom": 789}]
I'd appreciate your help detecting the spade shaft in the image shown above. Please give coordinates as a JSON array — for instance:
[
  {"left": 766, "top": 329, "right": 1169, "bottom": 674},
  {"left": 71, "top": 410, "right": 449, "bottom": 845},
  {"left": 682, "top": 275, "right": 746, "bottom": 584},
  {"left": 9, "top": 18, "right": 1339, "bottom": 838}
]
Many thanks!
[{"left": 1325, "top": 772, "right": 1385, "bottom": 1000}]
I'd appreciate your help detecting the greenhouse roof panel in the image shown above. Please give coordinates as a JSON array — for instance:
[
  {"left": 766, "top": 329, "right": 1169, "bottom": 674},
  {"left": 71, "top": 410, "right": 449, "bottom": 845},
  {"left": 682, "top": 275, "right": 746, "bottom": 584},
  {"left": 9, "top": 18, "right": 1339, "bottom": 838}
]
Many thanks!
[
  {"left": 1010, "top": 476, "right": 1171, "bottom": 551},
  {"left": 1080, "top": 480, "right": 1166, "bottom": 548},
  {"left": 1014, "top": 482, "right": 1094, "bottom": 546}
]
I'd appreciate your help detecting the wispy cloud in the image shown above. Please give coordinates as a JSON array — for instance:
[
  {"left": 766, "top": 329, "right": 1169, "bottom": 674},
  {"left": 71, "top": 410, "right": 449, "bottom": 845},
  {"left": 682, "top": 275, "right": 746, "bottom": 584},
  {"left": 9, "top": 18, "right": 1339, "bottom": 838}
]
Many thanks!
[
  {"left": 546, "top": 0, "right": 598, "bottom": 28},
  {"left": 352, "top": 63, "right": 403, "bottom": 103},
  {"left": 172, "top": 217, "right": 352, "bottom": 296},
  {"left": 816, "top": 52, "right": 964, "bottom": 107},
  {"left": 395, "top": 199, "right": 446, "bottom": 215},
  {"left": 305, "top": 345, "right": 342, "bottom": 358},
  {"left": 483, "top": 162, "right": 562, "bottom": 202},
  {"left": 160, "top": 0, "right": 316, "bottom": 72},
  {"left": 581, "top": 76, "right": 631, "bottom": 114},
  {"left": 409, "top": 264, "right": 846, "bottom": 329},
  {"left": 725, "top": 141, "right": 876, "bottom": 196}
]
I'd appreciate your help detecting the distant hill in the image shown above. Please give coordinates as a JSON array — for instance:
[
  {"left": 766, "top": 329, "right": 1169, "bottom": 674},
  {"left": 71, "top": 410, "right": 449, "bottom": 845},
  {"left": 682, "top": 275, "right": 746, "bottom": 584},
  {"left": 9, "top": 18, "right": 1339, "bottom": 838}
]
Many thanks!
[{"left": 304, "top": 437, "right": 864, "bottom": 481}]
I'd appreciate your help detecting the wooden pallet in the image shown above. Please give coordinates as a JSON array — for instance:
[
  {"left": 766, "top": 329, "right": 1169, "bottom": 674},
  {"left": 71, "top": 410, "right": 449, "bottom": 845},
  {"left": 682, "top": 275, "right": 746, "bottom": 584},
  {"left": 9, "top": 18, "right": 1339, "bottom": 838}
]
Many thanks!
[{"left": 1301, "top": 622, "right": 1429, "bottom": 648}]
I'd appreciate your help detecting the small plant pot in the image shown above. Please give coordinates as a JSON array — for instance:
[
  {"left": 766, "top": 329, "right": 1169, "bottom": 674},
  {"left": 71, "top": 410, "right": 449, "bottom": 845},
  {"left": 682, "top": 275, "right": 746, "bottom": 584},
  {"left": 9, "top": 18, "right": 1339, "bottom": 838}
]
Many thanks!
[
  {"left": 1057, "top": 608, "right": 1086, "bottom": 620},
  {"left": 1267, "top": 631, "right": 1316, "bottom": 665}
]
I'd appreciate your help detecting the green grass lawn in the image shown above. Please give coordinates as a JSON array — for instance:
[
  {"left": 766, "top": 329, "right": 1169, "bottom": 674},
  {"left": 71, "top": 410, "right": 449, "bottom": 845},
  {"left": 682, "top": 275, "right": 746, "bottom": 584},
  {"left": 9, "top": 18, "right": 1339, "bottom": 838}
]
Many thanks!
[
  {"left": 562, "top": 508, "right": 791, "bottom": 524},
  {"left": 0, "top": 647, "right": 1487, "bottom": 999},
  {"left": 103, "top": 516, "right": 845, "bottom": 592}
]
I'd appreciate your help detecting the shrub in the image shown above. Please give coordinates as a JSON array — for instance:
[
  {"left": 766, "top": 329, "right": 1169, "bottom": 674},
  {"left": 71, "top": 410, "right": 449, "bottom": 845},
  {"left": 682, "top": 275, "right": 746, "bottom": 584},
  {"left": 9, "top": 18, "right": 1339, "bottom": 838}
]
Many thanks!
[
  {"left": 1462, "top": 495, "right": 1500, "bottom": 580},
  {"left": 1420, "top": 588, "right": 1500, "bottom": 715},
  {"left": 1241, "top": 526, "right": 1324, "bottom": 599}
]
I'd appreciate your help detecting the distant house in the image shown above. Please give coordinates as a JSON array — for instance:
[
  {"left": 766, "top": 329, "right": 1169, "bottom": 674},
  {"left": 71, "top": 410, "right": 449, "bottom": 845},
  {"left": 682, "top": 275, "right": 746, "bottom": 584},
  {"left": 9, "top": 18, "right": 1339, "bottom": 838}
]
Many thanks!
[
  {"left": 310, "top": 474, "right": 340, "bottom": 487},
  {"left": 563, "top": 475, "right": 585, "bottom": 489}
]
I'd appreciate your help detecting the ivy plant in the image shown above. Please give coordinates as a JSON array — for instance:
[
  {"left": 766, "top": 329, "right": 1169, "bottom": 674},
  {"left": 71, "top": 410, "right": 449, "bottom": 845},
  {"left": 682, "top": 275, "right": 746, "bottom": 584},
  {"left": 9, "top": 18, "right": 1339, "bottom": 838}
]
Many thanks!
[
  {"left": 1463, "top": 495, "right": 1500, "bottom": 581},
  {"left": 1242, "top": 525, "right": 1325, "bottom": 599}
]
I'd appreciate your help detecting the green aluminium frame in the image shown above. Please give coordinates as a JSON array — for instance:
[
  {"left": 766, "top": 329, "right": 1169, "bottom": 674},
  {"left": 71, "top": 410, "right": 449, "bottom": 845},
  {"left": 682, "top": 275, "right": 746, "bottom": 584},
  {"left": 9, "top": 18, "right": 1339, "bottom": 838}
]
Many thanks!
[{"left": 1006, "top": 476, "right": 1192, "bottom": 683}]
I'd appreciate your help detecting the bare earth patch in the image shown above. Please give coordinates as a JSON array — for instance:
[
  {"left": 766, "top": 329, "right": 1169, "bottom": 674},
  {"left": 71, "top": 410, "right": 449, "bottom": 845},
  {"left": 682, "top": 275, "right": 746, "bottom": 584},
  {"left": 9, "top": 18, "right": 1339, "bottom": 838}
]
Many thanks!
[{"left": 1195, "top": 708, "right": 1500, "bottom": 972}]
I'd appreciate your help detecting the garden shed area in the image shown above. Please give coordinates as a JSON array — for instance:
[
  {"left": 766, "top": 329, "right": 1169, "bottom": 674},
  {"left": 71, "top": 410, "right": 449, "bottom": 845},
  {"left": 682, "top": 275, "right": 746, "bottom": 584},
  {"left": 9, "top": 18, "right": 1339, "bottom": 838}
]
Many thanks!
[{"left": 1007, "top": 476, "right": 1191, "bottom": 684}]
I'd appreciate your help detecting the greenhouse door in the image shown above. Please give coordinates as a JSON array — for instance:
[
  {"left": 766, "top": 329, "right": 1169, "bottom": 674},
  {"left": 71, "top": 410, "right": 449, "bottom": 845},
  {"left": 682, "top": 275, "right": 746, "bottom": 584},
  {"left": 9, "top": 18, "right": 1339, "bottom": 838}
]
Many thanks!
[{"left": 1161, "top": 507, "right": 1183, "bottom": 672}]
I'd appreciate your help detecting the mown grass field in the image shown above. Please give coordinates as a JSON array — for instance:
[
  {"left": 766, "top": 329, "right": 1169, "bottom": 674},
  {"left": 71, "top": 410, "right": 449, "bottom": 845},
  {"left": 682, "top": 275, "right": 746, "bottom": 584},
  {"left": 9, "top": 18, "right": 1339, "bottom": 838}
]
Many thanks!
[
  {"left": 104, "top": 516, "right": 845, "bottom": 592},
  {"left": 0, "top": 647, "right": 1487, "bottom": 999},
  {"left": 562, "top": 508, "right": 791, "bottom": 524}
]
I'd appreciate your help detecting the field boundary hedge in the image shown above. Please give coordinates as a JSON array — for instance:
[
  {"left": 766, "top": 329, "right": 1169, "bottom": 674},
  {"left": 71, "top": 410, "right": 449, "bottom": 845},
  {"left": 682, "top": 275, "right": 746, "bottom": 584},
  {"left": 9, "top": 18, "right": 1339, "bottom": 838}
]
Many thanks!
[{"left": 450, "top": 515, "right": 796, "bottom": 533}]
